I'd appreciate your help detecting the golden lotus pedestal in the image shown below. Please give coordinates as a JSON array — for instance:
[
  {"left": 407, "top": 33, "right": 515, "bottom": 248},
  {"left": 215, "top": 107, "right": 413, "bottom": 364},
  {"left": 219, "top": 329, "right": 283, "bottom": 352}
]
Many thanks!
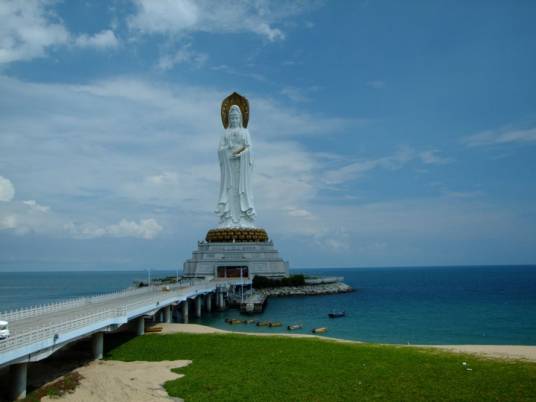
[
  {"left": 183, "top": 227, "right": 288, "bottom": 279},
  {"left": 205, "top": 228, "right": 269, "bottom": 243}
]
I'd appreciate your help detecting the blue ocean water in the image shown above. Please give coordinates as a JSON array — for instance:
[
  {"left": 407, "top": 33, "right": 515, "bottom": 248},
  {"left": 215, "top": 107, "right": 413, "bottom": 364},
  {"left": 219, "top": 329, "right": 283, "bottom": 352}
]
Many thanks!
[{"left": 1, "top": 266, "right": 535, "bottom": 345}]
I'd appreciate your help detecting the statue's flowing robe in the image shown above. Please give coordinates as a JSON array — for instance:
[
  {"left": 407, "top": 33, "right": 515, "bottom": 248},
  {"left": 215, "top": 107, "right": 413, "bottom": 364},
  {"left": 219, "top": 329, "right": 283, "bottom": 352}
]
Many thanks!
[{"left": 216, "top": 127, "right": 256, "bottom": 227}]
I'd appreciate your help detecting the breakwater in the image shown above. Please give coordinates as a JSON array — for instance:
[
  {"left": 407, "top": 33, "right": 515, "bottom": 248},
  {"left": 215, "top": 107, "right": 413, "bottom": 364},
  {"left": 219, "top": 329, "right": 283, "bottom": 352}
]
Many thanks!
[{"left": 258, "top": 281, "right": 353, "bottom": 297}]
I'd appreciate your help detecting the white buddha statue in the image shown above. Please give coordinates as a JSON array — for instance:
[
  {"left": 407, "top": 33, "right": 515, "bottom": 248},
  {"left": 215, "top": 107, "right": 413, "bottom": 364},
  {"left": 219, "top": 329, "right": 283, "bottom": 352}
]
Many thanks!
[{"left": 215, "top": 104, "right": 256, "bottom": 228}]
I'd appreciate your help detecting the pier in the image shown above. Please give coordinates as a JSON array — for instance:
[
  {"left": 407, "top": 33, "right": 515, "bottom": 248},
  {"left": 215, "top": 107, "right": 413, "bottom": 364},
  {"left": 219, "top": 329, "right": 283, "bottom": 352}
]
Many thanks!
[
  {"left": 0, "top": 278, "right": 249, "bottom": 400},
  {"left": 240, "top": 292, "right": 267, "bottom": 314}
]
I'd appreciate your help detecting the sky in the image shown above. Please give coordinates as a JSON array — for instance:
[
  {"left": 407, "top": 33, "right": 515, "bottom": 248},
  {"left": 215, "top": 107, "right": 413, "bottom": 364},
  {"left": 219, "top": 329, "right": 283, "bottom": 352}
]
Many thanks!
[{"left": 0, "top": 0, "right": 535, "bottom": 271}]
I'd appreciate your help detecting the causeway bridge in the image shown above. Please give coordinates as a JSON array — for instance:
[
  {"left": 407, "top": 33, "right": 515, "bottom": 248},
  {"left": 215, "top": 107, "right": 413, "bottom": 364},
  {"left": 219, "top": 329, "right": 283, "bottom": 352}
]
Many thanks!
[{"left": 0, "top": 278, "right": 249, "bottom": 400}]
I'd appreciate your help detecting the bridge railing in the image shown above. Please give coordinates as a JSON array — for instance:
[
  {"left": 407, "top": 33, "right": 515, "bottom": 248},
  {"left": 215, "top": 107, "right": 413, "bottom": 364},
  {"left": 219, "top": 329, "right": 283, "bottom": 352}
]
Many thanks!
[
  {"left": 0, "top": 306, "right": 127, "bottom": 355},
  {"left": 0, "top": 289, "right": 138, "bottom": 321},
  {"left": 0, "top": 283, "right": 185, "bottom": 322},
  {"left": 0, "top": 278, "right": 211, "bottom": 321}
]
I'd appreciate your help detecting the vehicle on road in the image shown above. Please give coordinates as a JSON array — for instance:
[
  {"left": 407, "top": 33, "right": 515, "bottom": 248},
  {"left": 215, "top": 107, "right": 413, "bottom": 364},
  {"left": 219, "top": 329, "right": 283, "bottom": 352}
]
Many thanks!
[{"left": 0, "top": 320, "right": 9, "bottom": 339}]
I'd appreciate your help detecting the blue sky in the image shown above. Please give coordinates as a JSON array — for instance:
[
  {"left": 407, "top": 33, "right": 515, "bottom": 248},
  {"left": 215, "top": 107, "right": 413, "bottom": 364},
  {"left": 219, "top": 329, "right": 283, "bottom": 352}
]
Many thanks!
[{"left": 0, "top": 0, "right": 535, "bottom": 271}]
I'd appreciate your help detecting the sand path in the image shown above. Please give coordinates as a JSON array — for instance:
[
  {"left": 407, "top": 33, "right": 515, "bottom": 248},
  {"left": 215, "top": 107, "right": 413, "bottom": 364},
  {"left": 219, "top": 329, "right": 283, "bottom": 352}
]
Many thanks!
[
  {"left": 156, "top": 323, "right": 358, "bottom": 342},
  {"left": 418, "top": 345, "right": 536, "bottom": 362},
  {"left": 42, "top": 360, "right": 190, "bottom": 402}
]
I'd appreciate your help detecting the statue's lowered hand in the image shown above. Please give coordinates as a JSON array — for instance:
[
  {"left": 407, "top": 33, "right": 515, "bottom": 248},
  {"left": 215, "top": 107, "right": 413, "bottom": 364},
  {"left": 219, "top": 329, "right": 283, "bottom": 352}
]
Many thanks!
[{"left": 233, "top": 146, "right": 246, "bottom": 156}]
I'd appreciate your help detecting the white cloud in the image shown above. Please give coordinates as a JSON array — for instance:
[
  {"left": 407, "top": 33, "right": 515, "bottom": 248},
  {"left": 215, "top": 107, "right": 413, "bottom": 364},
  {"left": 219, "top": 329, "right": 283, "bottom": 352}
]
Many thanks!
[
  {"left": 22, "top": 200, "right": 50, "bottom": 213},
  {"left": 322, "top": 147, "right": 415, "bottom": 185},
  {"left": 0, "top": 1, "right": 121, "bottom": 64},
  {"left": 322, "top": 147, "right": 451, "bottom": 185},
  {"left": 280, "top": 87, "right": 310, "bottom": 103},
  {"left": 463, "top": 127, "right": 536, "bottom": 147},
  {"left": 314, "top": 227, "right": 351, "bottom": 252},
  {"left": 147, "top": 172, "right": 178, "bottom": 185},
  {"left": 0, "top": 176, "right": 15, "bottom": 202},
  {"left": 66, "top": 218, "right": 162, "bottom": 240},
  {"left": 0, "top": 198, "right": 60, "bottom": 235},
  {"left": 157, "top": 44, "right": 208, "bottom": 70},
  {"left": 75, "top": 29, "right": 119, "bottom": 49},
  {"left": 107, "top": 218, "right": 162, "bottom": 239},
  {"left": 128, "top": 0, "right": 198, "bottom": 34},
  {"left": 127, "top": 0, "right": 317, "bottom": 41},
  {"left": 0, "top": 214, "right": 17, "bottom": 230},
  {"left": 419, "top": 149, "right": 451, "bottom": 165},
  {"left": 0, "top": 0, "right": 70, "bottom": 64},
  {"left": 285, "top": 207, "right": 314, "bottom": 219}
]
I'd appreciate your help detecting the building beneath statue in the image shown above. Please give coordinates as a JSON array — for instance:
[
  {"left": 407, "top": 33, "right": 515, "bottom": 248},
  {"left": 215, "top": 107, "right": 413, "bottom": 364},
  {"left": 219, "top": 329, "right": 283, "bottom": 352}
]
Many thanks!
[{"left": 183, "top": 228, "right": 289, "bottom": 279}]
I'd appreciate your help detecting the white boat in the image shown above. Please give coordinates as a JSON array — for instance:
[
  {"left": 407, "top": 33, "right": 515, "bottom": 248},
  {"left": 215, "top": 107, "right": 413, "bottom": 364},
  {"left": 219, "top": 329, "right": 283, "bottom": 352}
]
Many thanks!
[{"left": 0, "top": 320, "right": 9, "bottom": 339}]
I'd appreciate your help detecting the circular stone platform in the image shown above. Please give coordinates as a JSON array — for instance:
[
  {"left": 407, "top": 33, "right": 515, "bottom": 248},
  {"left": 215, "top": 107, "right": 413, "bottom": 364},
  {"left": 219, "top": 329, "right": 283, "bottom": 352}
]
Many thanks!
[{"left": 205, "top": 228, "right": 269, "bottom": 243}]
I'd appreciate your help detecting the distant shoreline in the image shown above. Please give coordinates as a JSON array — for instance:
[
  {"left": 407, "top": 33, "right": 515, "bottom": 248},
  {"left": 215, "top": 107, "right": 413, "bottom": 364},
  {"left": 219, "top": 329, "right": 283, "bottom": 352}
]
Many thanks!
[
  {"left": 1, "top": 264, "right": 536, "bottom": 273},
  {"left": 155, "top": 323, "right": 536, "bottom": 362}
]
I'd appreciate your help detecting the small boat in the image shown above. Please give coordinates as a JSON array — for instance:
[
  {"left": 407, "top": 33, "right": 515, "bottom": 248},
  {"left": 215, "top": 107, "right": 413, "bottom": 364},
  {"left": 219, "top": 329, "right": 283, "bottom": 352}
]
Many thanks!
[
  {"left": 328, "top": 311, "right": 346, "bottom": 318},
  {"left": 228, "top": 319, "right": 242, "bottom": 325},
  {"left": 287, "top": 324, "right": 303, "bottom": 331},
  {"left": 256, "top": 321, "right": 270, "bottom": 327},
  {"left": 312, "top": 327, "right": 328, "bottom": 334},
  {"left": 244, "top": 319, "right": 256, "bottom": 324},
  {"left": 145, "top": 326, "right": 162, "bottom": 333},
  {"left": 269, "top": 322, "right": 282, "bottom": 328}
]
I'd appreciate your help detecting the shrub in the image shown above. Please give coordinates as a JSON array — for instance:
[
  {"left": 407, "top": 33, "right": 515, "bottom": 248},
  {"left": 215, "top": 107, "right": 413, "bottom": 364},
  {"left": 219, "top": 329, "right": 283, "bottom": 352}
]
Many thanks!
[{"left": 253, "top": 274, "right": 305, "bottom": 289}]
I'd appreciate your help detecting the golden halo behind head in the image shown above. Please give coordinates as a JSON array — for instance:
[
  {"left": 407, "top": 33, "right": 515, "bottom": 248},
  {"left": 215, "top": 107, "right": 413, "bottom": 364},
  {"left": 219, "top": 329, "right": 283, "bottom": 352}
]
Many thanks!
[{"left": 221, "top": 92, "right": 249, "bottom": 128}]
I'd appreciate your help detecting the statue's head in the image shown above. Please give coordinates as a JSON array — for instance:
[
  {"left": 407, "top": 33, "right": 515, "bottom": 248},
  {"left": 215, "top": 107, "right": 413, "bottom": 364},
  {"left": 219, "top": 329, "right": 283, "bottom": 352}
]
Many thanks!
[{"left": 228, "top": 105, "right": 242, "bottom": 128}]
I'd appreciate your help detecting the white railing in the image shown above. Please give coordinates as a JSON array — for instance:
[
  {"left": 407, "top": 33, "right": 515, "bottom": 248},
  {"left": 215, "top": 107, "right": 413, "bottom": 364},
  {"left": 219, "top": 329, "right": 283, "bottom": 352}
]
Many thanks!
[
  {"left": 0, "top": 307, "right": 127, "bottom": 354},
  {"left": 1, "top": 298, "right": 90, "bottom": 321},
  {"left": 0, "top": 284, "right": 170, "bottom": 321},
  {"left": 0, "top": 278, "right": 233, "bottom": 322}
]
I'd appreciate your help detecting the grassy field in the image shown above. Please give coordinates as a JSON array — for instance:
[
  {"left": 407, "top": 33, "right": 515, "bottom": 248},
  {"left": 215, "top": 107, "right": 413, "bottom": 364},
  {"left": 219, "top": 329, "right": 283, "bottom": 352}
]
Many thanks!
[{"left": 107, "top": 333, "right": 536, "bottom": 401}]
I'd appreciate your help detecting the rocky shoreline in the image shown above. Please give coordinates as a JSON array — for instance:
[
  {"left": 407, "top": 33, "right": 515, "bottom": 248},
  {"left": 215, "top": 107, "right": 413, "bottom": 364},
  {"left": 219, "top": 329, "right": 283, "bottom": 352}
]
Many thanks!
[{"left": 257, "top": 282, "right": 353, "bottom": 297}]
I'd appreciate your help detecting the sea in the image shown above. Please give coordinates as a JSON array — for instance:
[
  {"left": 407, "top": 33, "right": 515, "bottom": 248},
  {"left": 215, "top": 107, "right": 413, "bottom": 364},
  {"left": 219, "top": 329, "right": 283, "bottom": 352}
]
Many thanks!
[{"left": 1, "top": 266, "right": 535, "bottom": 345}]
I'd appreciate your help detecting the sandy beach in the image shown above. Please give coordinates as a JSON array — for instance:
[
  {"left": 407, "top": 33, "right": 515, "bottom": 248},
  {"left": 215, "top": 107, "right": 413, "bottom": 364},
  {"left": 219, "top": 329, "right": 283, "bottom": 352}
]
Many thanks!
[
  {"left": 155, "top": 322, "right": 358, "bottom": 342},
  {"left": 156, "top": 323, "right": 536, "bottom": 362}
]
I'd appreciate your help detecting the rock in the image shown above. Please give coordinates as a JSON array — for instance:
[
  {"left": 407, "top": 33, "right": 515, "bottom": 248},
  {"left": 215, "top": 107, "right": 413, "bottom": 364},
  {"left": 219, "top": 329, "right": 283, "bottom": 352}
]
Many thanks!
[{"left": 258, "top": 282, "right": 353, "bottom": 297}]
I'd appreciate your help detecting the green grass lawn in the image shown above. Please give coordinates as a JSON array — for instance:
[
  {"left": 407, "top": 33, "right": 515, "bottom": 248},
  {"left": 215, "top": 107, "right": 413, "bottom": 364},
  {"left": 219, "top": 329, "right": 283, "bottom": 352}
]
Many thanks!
[{"left": 106, "top": 333, "right": 536, "bottom": 401}]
